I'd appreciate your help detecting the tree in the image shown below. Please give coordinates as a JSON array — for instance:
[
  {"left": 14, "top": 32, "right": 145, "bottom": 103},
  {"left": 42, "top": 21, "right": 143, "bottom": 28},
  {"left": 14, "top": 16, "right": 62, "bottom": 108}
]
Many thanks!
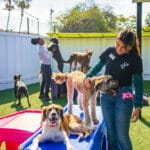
[
  {"left": 143, "top": 13, "right": 150, "bottom": 32},
  {"left": 4, "top": 0, "right": 14, "bottom": 31},
  {"left": 145, "top": 13, "right": 150, "bottom": 26},
  {"left": 55, "top": 3, "right": 115, "bottom": 33},
  {"left": 101, "top": 5, "right": 117, "bottom": 31},
  {"left": 116, "top": 15, "right": 136, "bottom": 31},
  {"left": 14, "top": 0, "right": 30, "bottom": 32}
]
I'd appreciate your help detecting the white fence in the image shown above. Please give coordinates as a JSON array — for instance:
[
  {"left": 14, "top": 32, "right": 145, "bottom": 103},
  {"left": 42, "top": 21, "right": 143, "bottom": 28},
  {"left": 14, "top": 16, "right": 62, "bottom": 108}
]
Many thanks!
[{"left": 0, "top": 32, "right": 150, "bottom": 90}]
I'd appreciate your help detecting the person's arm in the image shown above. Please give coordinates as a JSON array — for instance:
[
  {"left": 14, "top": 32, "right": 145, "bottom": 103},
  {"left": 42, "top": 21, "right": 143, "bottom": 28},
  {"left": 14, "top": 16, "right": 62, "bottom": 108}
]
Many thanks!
[
  {"left": 86, "top": 59, "right": 105, "bottom": 78},
  {"left": 133, "top": 74, "right": 143, "bottom": 108},
  {"left": 84, "top": 59, "right": 105, "bottom": 88},
  {"left": 131, "top": 74, "right": 143, "bottom": 122},
  {"left": 39, "top": 46, "right": 51, "bottom": 61}
]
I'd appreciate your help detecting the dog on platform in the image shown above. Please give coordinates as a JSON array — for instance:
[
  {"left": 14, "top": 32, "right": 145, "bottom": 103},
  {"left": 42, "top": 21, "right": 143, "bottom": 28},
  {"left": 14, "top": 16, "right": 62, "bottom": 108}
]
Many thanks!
[
  {"left": 13, "top": 75, "right": 31, "bottom": 107},
  {"left": 52, "top": 71, "right": 118, "bottom": 129},
  {"left": 31, "top": 104, "right": 90, "bottom": 150},
  {"left": 64, "top": 50, "right": 93, "bottom": 73}
]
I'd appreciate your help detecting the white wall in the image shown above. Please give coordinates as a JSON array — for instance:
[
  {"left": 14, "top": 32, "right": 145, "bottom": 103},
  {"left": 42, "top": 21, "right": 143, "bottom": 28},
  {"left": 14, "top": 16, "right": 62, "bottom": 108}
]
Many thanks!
[
  {"left": 0, "top": 32, "right": 40, "bottom": 90},
  {"left": 0, "top": 32, "right": 150, "bottom": 90},
  {"left": 58, "top": 37, "right": 150, "bottom": 80}
]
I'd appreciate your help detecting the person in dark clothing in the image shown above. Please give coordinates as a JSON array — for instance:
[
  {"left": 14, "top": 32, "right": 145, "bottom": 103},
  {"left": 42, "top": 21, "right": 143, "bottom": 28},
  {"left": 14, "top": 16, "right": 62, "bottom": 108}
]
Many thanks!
[{"left": 84, "top": 29, "right": 143, "bottom": 150}]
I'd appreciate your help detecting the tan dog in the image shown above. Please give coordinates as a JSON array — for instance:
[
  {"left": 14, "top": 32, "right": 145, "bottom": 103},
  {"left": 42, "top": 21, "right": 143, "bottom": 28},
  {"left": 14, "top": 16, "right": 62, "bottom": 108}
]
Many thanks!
[
  {"left": 52, "top": 71, "right": 118, "bottom": 129},
  {"left": 64, "top": 50, "right": 93, "bottom": 73},
  {"left": 30, "top": 104, "right": 90, "bottom": 150}
]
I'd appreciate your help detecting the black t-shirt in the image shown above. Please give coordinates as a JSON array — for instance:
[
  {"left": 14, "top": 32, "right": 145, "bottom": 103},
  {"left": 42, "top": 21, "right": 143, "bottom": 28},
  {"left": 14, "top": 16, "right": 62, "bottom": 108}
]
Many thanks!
[{"left": 100, "top": 47, "right": 143, "bottom": 87}]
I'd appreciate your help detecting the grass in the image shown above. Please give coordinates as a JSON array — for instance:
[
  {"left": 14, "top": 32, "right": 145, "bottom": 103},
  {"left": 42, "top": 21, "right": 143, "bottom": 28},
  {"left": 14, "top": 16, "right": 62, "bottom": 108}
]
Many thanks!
[
  {"left": 0, "top": 81, "right": 150, "bottom": 150},
  {"left": 0, "top": 83, "right": 68, "bottom": 117},
  {"left": 130, "top": 81, "right": 150, "bottom": 150}
]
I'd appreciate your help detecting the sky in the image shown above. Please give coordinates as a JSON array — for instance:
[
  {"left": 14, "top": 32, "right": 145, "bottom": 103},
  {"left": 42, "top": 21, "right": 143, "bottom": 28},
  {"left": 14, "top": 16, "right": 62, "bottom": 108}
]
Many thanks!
[{"left": 0, "top": 0, "right": 150, "bottom": 35}]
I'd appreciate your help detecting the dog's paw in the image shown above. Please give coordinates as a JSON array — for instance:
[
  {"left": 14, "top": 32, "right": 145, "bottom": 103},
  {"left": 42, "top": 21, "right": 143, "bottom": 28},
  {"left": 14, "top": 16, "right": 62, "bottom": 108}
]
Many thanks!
[
  {"left": 91, "top": 124, "right": 98, "bottom": 132},
  {"left": 30, "top": 145, "right": 38, "bottom": 150},
  {"left": 84, "top": 132, "right": 90, "bottom": 139},
  {"left": 85, "top": 123, "right": 97, "bottom": 132},
  {"left": 30, "top": 139, "right": 39, "bottom": 150},
  {"left": 85, "top": 124, "right": 92, "bottom": 130},
  {"left": 67, "top": 145, "right": 75, "bottom": 150},
  {"left": 77, "top": 133, "right": 84, "bottom": 141}
]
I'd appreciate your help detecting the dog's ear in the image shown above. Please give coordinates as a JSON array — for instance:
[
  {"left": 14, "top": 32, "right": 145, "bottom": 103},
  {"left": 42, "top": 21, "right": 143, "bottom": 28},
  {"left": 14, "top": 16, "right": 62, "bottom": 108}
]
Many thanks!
[
  {"left": 88, "top": 78, "right": 95, "bottom": 87},
  {"left": 14, "top": 75, "right": 17, "bottom": 80},
  {"left": 18, "top": 75, "right": 21, "bottom": 79},
  {"left": 60, "top": 108, "right": 64, "bottom": 120},
  {"left": 41, "top": 107, "right": 47, "bottom": 123},
  {"left": 95, "top": 80, "right": 103, "bottom": 92},
  {"left": 88, "top": 76, "right": 101, "bottom": 87}
]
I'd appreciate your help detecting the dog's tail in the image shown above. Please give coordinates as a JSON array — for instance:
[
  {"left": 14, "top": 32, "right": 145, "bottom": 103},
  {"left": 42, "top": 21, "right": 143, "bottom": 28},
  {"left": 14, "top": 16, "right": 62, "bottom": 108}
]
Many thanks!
[{"left": 63, "top": 54, "right": 76, "bottom": 63}]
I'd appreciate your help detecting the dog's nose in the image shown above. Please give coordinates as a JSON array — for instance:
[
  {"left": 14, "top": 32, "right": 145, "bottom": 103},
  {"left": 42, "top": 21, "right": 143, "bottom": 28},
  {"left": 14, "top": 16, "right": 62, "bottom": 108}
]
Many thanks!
[{"left": 51, "top": 112, "right": 56, "bottom": 117}]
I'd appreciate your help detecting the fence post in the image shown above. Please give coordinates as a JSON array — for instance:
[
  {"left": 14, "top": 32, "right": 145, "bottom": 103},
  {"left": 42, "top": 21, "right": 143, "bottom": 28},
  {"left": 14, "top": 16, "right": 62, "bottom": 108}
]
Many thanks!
[{"left": 27, "top": 17, "right": 29, "bottom": 34}]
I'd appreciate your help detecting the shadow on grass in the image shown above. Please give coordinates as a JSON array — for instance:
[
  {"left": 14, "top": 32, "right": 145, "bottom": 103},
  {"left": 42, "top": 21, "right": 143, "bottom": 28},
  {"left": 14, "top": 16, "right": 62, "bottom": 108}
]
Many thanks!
[
  {"left": 10, "top": 102, "right": 28, "bottom": 112},
  {"left": 140, "top": 117, "right": 150, "bottom": 128}
]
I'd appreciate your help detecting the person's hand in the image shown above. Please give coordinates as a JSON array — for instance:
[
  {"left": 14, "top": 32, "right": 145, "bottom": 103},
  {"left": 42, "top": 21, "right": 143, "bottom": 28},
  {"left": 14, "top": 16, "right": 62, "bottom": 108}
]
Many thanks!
[
  {"left": 83, "top": 78, "right": 91, "bottom": 89},
  {"left": 131, "top": 107, "right": 141, "bottom": 122}
]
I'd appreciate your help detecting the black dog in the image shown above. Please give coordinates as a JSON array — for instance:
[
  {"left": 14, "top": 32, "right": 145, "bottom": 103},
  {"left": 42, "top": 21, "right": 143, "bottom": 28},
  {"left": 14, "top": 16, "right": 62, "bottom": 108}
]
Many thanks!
[
  {"left": 14, "top": 75, "right": 31, "bottom": 107},
  {"left": 47, "top": 38, "right": 64, "bottom": 72}
]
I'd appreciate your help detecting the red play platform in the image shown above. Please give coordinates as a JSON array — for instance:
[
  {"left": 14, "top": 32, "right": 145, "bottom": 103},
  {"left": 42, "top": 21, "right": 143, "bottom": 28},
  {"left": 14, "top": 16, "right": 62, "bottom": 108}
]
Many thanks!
[{"left": 0, "top": 109, "right": 42, "bottom": 150}]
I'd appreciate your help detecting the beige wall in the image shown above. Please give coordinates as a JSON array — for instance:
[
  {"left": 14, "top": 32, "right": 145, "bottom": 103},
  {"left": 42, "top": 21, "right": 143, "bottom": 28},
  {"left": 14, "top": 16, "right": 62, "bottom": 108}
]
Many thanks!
[{"left": 0, "top": 32, "right": 150, "bottom": 90}]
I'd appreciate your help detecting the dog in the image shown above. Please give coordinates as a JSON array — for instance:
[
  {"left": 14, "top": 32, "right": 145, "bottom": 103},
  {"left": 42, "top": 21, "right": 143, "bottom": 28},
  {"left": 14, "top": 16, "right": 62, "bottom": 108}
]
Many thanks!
[
  {"left": 94, "top": 75, "right": 119, "bottom": 95},
  {"left": 13, "top": 75, "right": 31, "bottom": 107},
  {"left": 47, "top": 38, "right": 64, "bottom": 72},
  {"left": 64, "top": 50, "right": 93, "bottom": 73},
  {"left": 30, "top": 104, "right": 90, "bottom": 150},
  {"left": 52, "top": 71, "right": 118, "bottom": 129}
]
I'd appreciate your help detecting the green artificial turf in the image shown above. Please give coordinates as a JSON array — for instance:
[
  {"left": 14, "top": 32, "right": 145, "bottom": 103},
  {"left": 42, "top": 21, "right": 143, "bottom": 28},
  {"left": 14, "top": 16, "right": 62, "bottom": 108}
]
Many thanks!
[{"left": 0, "top": 81, "right": 149, "bottom": 150}]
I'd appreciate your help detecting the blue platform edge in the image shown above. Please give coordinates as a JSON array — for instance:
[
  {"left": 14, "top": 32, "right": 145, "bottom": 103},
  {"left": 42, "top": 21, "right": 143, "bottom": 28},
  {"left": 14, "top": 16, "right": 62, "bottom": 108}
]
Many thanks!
[{"left": 19, "top": 105, "right": 108, "bottom": 150}]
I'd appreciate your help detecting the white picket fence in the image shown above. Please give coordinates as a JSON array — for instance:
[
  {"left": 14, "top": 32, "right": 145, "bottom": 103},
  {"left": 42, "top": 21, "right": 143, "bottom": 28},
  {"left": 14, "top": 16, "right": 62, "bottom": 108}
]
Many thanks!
[{"left": 0, "top": 31, "right": 150, "bottom": 90}]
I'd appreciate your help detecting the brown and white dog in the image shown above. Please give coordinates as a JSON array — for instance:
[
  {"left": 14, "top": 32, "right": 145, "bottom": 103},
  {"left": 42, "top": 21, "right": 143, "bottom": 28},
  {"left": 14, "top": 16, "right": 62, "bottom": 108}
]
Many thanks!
[
  {"left": 31, "top": 104, "right": 90, "bottom": 150},
  {"left": 52, "top": 71, "right": 118, "bottom": 129},
  {"left": 64, "top": 50, "right": 93, "bottom": 73}
]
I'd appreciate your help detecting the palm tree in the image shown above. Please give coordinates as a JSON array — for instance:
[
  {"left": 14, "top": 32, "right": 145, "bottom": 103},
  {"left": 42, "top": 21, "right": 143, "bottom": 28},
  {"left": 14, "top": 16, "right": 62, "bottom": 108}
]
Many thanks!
[
  {"left": 15, "top": 0, "right": 30, "bottom": 32},
  {"left": 4, "top": 0, "right": 14, "bottom": 31}
]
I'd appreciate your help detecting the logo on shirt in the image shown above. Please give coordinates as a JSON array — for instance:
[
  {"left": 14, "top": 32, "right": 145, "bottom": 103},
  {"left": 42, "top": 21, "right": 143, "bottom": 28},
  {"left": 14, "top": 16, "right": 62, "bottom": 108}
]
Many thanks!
[
  {"left": 109, "top": 53, "right": 115, "bottom": 60},
  {"left": 120, "top": 62, "right": 129, "bottom": 69}
]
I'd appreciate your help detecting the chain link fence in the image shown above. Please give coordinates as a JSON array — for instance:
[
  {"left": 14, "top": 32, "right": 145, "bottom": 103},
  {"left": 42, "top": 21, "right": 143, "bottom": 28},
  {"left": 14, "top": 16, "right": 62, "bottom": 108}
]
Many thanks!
[{"left": 0, "top": 9, "right": 50, "bottom": 36}]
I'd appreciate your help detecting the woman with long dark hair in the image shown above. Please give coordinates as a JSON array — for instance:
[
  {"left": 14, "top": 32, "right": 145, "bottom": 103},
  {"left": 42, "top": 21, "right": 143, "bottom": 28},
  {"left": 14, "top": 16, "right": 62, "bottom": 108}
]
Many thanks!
[{"left": 84, "top": 29, "right": 143, "bottom": 150}]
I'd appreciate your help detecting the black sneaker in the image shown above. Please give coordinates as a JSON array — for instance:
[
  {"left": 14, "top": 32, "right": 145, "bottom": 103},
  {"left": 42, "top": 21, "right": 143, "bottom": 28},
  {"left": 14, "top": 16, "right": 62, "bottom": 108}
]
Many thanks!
[
  {"left": 38, "top": 93, "right": 44, "bottom": 99},
  {"left": 44, "top": 96, "right": 51, "bottom": 101}
]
